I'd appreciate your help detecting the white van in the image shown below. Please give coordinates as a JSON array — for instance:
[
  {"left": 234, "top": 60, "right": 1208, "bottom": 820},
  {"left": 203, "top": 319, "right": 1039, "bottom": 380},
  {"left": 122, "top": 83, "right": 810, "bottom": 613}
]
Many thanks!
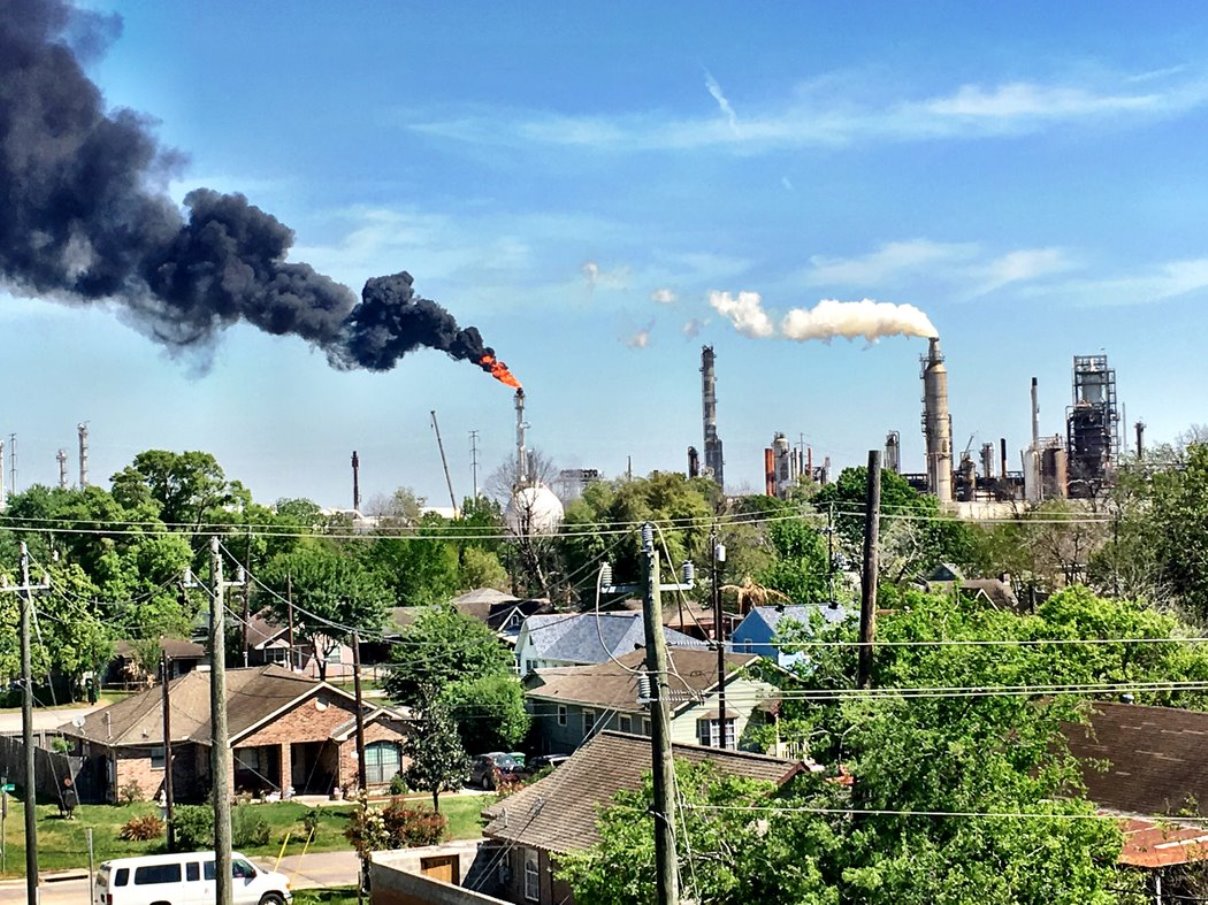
[{"left": 94, "top": 851, "right": 291, "bottom": 905}]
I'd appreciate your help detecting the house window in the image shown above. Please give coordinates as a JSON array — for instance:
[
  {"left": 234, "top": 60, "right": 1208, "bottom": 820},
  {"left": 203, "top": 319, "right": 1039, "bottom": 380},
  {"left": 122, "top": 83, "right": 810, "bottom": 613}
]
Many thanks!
[
  {"left": 583, "top": 710, "right": 596, "bottom": 736},
  {"left": 150, "top": 746, "right": 165, "bottom": 770},
  {"left": 697, "top": 717, "right": 737, "bottom": 750},
  {"left": 619, "top": 715, "right": 632, "bottom": 733},
  {"left": 643, "top": 718, "right": 651, "bottom": 736},
  {"left": 523, "top": 848, "right": 540, "bottom": 901},
  {"left": 364, "top": 741, "right": 402, "bottom": 785},
  {"left": 556, "top": 705, "right": 567, "bottom": 727},
  {"left": 324, "top": 645, "right": 343, "bottom": 663}
]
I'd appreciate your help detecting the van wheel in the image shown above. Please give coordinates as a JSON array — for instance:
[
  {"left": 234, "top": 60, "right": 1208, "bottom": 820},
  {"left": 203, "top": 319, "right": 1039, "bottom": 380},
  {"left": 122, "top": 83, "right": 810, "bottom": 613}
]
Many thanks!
[
  {"left": 260, "top": 894, "right": 286, "bottom": 905},
  {"left": 481, "top": 775, "right": 491, "bottom": 790}
]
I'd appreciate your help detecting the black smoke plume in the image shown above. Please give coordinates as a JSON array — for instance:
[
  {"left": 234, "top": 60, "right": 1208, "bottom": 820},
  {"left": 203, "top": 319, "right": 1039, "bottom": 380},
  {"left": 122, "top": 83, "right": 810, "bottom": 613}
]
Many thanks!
[{"left": 0, "top": 0, "right": 497, "bottom": 373}]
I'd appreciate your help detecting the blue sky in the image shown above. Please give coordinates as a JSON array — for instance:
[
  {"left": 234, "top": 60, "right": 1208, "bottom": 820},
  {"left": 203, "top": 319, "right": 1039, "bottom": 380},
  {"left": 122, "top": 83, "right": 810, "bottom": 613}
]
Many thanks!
[{"left": 4, "top": 2, "right": 1208, "bottom": 507}]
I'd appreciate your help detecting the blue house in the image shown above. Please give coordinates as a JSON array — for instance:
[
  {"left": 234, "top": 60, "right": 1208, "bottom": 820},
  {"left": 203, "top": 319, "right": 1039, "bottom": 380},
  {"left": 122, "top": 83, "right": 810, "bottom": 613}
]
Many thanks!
[{"left": 731, "top": 604, "right": 848, "bottom": 668}]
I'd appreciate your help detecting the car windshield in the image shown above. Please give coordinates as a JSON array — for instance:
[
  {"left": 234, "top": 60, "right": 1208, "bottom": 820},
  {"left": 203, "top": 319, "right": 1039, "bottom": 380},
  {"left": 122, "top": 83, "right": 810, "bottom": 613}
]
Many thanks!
[{"left": 495, "top": 755, "right": 518, "bottom": 767}]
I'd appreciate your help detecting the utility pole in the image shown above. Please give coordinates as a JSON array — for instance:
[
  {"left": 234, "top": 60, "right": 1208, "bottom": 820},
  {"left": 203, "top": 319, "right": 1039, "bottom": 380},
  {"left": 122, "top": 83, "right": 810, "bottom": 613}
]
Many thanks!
[
  {"left": 352, "top": 633, "right": 367, "bottom": 791},
  {"left": 1, "top": 543, "right": 51, "bottom": 905},
  {"left": 285, "top": 575, "right": 295, "bottom": 672},
  {"left": 469, "top": 430, "right": 480, "bottom": 500},
  {"left": 77, "top": 423, "right": 89, "bottom": 488},
  {"left": 160, "top": 654, "right": 176, "bottom": 851},
  {"left": 56, "top": 450, "right": 68, "bottom": 491},
  {"left": 641, "top": 524, "right": 678, "bottom": 905},
  {"left": 858, "top": 451, "right": 882, "bottom": 690},
  {"left": 206, "top": 537, "right": 241, "bottom": 905},
  {"left": 711, "top": 524, "right": 728, "bottom": 748}
]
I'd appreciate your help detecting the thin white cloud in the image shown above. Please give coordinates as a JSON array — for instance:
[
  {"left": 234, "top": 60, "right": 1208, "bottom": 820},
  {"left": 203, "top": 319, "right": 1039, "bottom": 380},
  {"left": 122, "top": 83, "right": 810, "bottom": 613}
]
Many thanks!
[
  {"left": 781, "top": 176, "right": 794, "bottom": 191},
  {"left": 803, "top": 239, "right": 1076, "bottom": 299},
  {"left": 651, "top": 288, "right": 677, "bottom": 305},
  {"left": 624, "top": 321, "right": 655, "bottom": 348},
  {"left": 708, "top": 290, "right": 775, "bottom": 338},
  {"left": 411, "top": 70, "right": 1208, "bottom": 153},
  {"left": 704, "top": 70, "right": 739, "bottom": 135},
  {"left": 1040, "top": 257, "right": 1208, "bottom": 307},
  {"left": 806, "top": 240, "right": 980, "bottom": 286},
  {"left": 582, "top": 260, "right": 630, "bottom": 290},
  {"left": 682, "top": 317, "right": 707, "bottom": 338}
]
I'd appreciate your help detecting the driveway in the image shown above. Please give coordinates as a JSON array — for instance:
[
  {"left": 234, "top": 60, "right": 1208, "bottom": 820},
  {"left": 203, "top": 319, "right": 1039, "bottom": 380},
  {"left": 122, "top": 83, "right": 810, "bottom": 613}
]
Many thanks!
[{"left": 0, "top": 705, "right": 98, "bottom": 735}]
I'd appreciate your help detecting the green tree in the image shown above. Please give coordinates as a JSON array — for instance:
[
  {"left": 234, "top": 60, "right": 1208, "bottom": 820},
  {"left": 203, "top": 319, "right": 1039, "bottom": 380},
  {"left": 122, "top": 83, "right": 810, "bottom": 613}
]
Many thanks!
[
  {"left": 384, "top": 605, "right": 513, "bottom": 704},
  {"left": 111, "top": 450, "right": 250, "bottom": 529},
  {"left": 440, "top": 673, "right": 530, "bottom": 755},
  {"left": 758, "top": 517, "right": 833, "bottom": 603},
  {"left": 260, "top": 543, "right": 391, "bottom": 680},
  {"left": 403, "top": 688, "right": 471, "bottom": 812}
]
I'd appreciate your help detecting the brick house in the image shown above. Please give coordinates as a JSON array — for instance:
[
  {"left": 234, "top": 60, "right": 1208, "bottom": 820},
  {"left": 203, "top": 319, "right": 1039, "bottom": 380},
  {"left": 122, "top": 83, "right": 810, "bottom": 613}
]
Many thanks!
[
  {"left": 59, "top": 665, "right": 410, "bottom": 803},
  {"left": 481, "top": 731, "right": 800, "bottom": 905}
]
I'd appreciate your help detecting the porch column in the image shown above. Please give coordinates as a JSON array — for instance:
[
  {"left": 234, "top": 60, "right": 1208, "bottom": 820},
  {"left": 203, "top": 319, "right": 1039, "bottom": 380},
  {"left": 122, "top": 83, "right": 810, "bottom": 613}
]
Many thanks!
[{"left": 280, "top": 743, "right": 293, "bottom": 796}]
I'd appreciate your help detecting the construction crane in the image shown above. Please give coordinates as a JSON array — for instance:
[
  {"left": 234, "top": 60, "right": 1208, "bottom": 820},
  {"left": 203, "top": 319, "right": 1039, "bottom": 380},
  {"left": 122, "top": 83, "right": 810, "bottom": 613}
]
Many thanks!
[{"left": 430, "top": 410, "right": 459, "bottom": 518}]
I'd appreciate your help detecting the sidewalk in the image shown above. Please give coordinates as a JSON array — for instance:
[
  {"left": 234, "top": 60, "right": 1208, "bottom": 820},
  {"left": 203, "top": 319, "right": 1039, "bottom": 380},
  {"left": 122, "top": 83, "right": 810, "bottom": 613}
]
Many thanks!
[{"left": 0, "top": 704, "right": 99, "bottom": 735}]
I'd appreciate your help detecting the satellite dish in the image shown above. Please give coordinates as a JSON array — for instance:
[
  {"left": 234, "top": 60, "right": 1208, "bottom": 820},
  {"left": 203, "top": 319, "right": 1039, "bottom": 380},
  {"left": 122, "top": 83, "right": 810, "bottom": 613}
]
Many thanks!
[{"left": 72, "top": 716, "right": 85, "bottom": 728}]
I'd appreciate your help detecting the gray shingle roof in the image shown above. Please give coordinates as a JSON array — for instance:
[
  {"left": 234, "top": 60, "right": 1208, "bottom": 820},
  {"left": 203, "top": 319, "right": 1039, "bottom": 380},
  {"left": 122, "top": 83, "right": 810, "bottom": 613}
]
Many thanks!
[
  {"left": 525, "top": 648, "right": 761, "bottom": 715},
  {"left": 523, "top": 612, "right": 701, "bottom": 664},
  {"left": 745, "top": 604, "right": 848, "bottom": 634},
  {"left": 482, "top": 730, "right": 797, "bottom": 853}
]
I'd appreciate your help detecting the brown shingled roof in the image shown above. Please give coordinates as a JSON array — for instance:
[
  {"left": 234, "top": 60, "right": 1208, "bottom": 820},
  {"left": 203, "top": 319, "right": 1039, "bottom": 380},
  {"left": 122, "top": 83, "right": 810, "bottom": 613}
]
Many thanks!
[
  {"left": 1064, "top": 702, "right": 1208, "bottom": 816},
  {"left": 525, "top": 648, "right": 760, "bottom": 715},
  {"left": 482, "top": 731, "right": 797, "bottom": 854},
  {"left": 61, "top": 665, "right": 353, "bottom": 748}
]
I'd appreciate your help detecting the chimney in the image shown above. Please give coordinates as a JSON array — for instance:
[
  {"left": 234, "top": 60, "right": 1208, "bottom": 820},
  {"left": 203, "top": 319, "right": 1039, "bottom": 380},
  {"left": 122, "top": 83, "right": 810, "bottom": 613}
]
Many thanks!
[
  {"left": 1030, "top": 378, "right": 1040, "bottom": 449},
  {"left": 921, "top": 338, "right": 953, "bottom": 504},
  {"left": 351, "top": 451, "right": 361, "bottom": 512},
  {"left": 1135, "top": 421, "right": 1146, "bottom": 460},
  {"left": 764, "top": 448, "right": 776, "bottom": 497},
  {"left": 687, "top": 446, "right": 700, "bottom": 478},
  {"left": 701, "top": 346, "right": 724, "bottom": 488},
  {"left": 78, "top": 422, "right": 89, "bottom": 488},
  {"left": 1000, "top": 437, "right": 1008, "bottom": 479},
  {"left": 57, "top": 449, "right": 68, "bottom": 491}
]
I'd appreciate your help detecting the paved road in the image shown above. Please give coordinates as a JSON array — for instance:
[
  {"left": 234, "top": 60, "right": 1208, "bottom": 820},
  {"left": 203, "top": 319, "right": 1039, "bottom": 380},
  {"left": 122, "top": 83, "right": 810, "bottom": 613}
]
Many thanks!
[
  {"left": 0, "top": 706, "right": 98, "bottom": 735},
  {"left": 0, "top": 850, "right": 360, "bottom": 904}
]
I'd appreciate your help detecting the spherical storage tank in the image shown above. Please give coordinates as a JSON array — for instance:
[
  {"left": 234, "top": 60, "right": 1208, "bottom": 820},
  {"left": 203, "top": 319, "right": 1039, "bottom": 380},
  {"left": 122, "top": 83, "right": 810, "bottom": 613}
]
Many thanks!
[{"left": 506, "top": 483, "right": 565, "bottom": 536}]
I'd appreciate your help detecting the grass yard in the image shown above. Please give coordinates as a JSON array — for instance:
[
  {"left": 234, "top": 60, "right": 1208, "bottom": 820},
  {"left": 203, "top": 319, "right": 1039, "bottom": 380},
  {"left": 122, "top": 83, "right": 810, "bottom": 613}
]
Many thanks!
[{"left": 0, "top": 793, "right": 493, "bottom": 878}]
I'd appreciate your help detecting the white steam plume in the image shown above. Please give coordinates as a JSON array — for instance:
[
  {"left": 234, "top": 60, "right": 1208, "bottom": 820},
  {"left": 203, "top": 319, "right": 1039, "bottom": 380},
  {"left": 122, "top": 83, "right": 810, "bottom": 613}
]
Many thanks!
[
  {"left": 708, "top": 290, "right": 775, "bottom": 338},
  {"left": 781, "top": 298, "right": 938, "bottom": 342}
]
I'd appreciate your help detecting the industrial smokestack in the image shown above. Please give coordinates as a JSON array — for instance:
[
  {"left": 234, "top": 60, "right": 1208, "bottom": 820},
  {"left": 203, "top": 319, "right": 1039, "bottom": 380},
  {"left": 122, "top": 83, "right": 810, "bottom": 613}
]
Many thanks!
[
  {"left": 884, "top": 431, "right": 901, "bottom": 474},
  {"left": 78, "top": 422, "right": 89, "bottom": 488},
  {"left": 351, "top": 451, "right": 361, "bottom": 513},
  {"left": 687, "top": 446, "right": 700, "bottom": 478},
  {"left": 1030, "top": 378, "right": 1040, "bottom": 449},
  {"left": 1135, "top": 421, "right": 1146, "bottom": 460},
  {"left": 1000, "top": 438, "right": 1008, "bottom": 480},
  {"left": 0, "top": 440, "right": 5, "bottom": 512},
  {"left": 701, "top": 346, "right": 725, "bottom": 488},
  {"left": 57, "top": 449, "right": 68, "bottom": 491},
  {"left": 515, "top": 389, "right": 528, "bottom": 487},
  {"left": 922, "top": 338, "right": 953, "bottom": 504},
  {"left": 0, "top": 3, "right": 519, "bottom": 385}
]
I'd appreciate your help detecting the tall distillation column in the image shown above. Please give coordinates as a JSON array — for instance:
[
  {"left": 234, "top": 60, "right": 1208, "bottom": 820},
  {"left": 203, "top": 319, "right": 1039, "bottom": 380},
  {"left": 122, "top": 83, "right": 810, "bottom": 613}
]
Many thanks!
[{"left": 922, "top": 337, "right": 953, "bottom": 504}]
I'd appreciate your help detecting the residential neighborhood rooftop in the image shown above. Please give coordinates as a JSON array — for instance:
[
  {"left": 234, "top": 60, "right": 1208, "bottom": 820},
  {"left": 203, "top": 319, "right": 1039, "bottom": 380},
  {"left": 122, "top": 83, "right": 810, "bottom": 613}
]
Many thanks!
[
  {"left": 520, "top": 612, "right": 703, "bottom": 666},
  {"left": 525, "top": 648, "right": 760, "bottom": 715},
  {"left": 482, "top": 730, "right": 798, "bottom": 854}
]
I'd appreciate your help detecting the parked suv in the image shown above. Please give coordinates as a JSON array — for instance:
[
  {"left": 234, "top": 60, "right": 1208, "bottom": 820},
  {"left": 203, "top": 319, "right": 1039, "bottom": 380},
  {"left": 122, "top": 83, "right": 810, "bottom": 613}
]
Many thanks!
[
  {"left": 469, "top": 752, "right": 525, "bottom": 790},
  {"left": 95, "top": 851, "right": 290, "bottom": 905}
]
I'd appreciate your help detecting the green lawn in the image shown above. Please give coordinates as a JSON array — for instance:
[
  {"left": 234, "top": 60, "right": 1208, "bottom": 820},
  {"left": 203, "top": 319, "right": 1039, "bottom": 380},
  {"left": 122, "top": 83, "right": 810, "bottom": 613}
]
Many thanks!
[
  {"left": 0, "top": 794, "right": 493, "bottom": 878},
  {"left": 292, "top": 888, "right": 360, "bottom": 905}
]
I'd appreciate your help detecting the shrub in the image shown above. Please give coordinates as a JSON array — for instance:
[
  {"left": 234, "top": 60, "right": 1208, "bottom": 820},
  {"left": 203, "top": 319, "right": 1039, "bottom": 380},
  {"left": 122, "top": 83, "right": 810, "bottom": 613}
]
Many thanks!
[
  {"left": 345, "top": 798, "right": 391, "bottom": 858},
  {"left": 232, "top": 806, "right": 270, "bottom": 848},
  {"left": 172, "top": 805, "right": 214, "bottom": 852},
  {"left": 118, "top": 779, "right": 145, "bottom": 805},
  {"left": 389, "top": 773, "right": 408, "bottom": 796},
  {"left": 119, "top": 813, "right": 164, "bottom": 842},
  {"left": 383, "top": 799, "right": 448, "bottom": 848}
]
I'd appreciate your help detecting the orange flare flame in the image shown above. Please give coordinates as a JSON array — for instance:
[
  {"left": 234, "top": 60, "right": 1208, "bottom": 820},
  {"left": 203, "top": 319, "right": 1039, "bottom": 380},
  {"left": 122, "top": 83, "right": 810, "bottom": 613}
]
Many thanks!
[{"left": 479, "top": 353, "right": 522, "bottom": 389}]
